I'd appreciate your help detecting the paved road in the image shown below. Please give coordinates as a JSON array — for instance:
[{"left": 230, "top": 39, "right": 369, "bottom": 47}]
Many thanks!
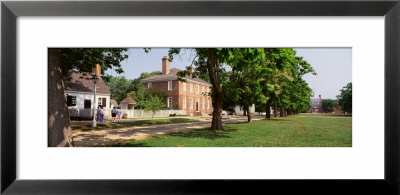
[{"left": 72, "top": 118, "right": 259, "bottom": 147}]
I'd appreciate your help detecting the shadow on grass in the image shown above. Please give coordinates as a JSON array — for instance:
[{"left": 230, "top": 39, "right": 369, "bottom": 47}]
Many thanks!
[
  {"left": 107, "top": 142, "right": 151, "bottom": 147},
  {"left": 166, "top": 127, "right": 239, "bottom": 140},
  {"left": 262, "top": 118, "right": 291, "bottom": 122}
]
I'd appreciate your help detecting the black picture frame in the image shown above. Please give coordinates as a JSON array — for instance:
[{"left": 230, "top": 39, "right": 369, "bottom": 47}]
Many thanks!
[{"left": 1, "top": 0, "right": 399, "bottom": 194}]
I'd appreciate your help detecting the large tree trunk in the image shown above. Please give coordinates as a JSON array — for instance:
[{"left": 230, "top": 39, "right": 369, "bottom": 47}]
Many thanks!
[
  {"left": 280, "top": 106, "right": 284, "bottom": 117},
  {"left": 265, "top": 100, "right": 271, "bottom": 119},
  {"left": 206, "top": 49, "right": 223, "bottom": 130},
  {"left": 245, "top": 105, "right": 252, "bottom": 122},
  {"left": 211, "top": 90, "right": 223, "bottom": 130},
  {"left": 48, "top": 48, "right": 74, "bottom": 147},
  {"left": 273, "top": 103, "right": 278, "bottom": 117}
]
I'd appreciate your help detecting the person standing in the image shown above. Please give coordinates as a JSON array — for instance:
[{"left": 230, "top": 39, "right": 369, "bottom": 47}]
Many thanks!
[
  {"left": 99, "top": 106, "right": 104, "bottom": 123},
  {"left": 117, "top": 107, "right": 121, "bottom": 121},
  {"left": 96, "top": 106, "right": 101, "bottom": 121},
  {"left": 111, "top": 107, "right": 117, "bottom": 122}
]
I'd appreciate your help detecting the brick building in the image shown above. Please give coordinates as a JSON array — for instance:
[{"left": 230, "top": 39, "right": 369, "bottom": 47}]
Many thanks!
[{"left": 141, "top": 56, "right": 212, "bottom": 116}]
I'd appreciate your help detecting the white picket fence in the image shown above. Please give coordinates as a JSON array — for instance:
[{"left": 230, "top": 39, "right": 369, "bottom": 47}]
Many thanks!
[
  {"left": 121, "top": 109, "right": 186, "bottom": 118},
  {"left": 68, "top": 108, "right": 186, "bottom": 120}
]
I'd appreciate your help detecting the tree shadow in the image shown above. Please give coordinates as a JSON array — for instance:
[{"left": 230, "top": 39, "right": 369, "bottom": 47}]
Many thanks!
[
  {"left": 166, "top": 127, "right": 239, "bottom": 140},
  {"left": 106, "top": 142, "right": 150, "bottom": 147}
]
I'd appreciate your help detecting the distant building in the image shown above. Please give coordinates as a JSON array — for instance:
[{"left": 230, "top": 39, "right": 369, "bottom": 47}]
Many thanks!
[
  {"left": 310, "top": 95, "right": 323, "bottom": 113},
  {"left": 120, "top": 97, "right": 136, "bottom": 110},
  {"left": 110, "top": 99, "right": 119, "bottom": 108},
  {"left": 234, "top": 104, "right": 256, "bottom": 115},
  {"left": 141, "top": 56, "right": 212, "bottom": 116}
]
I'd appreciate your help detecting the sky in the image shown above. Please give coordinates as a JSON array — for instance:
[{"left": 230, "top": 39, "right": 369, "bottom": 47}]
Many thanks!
[{"left": 106, "top": 48, "right": 352, "bottom": 99}]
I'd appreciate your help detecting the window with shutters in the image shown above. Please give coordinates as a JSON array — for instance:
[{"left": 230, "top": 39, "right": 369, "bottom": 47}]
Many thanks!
[
  {"left": 98, "top": 97, "right": 107, "bottom": 107},
  {"left": 66, "top": 95, "right": 76, "bottom": 107}
]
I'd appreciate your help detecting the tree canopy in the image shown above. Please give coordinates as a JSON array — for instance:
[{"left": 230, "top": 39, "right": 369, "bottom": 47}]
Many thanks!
[
  {"left": 337, "top": 82, "right": 352, "bottom": 114},
  {"left": 104, "top": 71, "right": 162, "bottom": 103},
  {"left": 322, "top": 99, "right": 337, "bottom": 113},
  {"left": 169, "top": 48, "right": 316, "bottom": 125}
]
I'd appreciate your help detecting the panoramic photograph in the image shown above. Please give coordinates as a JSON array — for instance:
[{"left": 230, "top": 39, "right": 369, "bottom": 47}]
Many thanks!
[{"left": 48, "top": 48, "right": 352, "bottom": 147}]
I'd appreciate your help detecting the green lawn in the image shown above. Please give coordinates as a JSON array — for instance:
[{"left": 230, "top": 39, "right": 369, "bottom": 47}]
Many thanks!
[
  {"left": 72, "top": 118, "right": 200, "bottom": 131},
  {"left": 110, "top": 114, "right": 352, "bottom": 147}
]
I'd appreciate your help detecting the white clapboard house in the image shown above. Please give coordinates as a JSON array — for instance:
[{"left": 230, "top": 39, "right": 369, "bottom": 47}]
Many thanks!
[{"left": 64, "top": 64, "right": 111, "bottom": 119}]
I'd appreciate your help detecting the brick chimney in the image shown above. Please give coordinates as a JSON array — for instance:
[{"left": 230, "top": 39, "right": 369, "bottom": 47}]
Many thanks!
[
  {"left": 162, "top": 56, "right": 170, "bottom": 74},
  {"left": 319, "top": 95, "right": 322, "bottom": 99},
  {"left": 189, "top": 65, "right": 195, "bottom": 75},
  {"left": 92, "top": 64, "right": 101, "bottom": 77}
]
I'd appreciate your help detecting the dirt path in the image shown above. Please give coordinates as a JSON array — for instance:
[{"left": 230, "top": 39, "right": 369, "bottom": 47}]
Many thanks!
[{"left": 72, "top": 117, "right": 261, "bottom": 147}]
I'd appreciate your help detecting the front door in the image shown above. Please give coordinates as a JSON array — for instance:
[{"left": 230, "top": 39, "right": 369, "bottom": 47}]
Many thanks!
[{"left": 196, "top": 102, "right": 199, "bottom": 112}]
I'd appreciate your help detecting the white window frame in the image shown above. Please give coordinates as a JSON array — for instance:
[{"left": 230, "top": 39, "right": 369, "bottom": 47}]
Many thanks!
[
  {"left": 168, "top": 97, "right": 172, "bottom": 108},
  {"left": 168, "top": 81, "right": 172, "bottom": 91},
  {"left": 196, "top": 84, "right": 200, "bottom": 94},
  {"left": 190, "top": 98, "right": 193, "bottom": 110},
  {"left": 202, "top": 99, "right": 205, "bottom": 110},
  {"left": 148, "top": 83, "right": 152, "bottom": 88},
  {"left": 202, "top": 86, "right": 204, "bottom": 93},
  {"left": 183, "top": 98, "right": 186, "bottom": 109},
  {"left": 183, "top": 82, "right": 186, "bottom": 91},
  {"left": 207, "top": 99, "right": 210, "bottom": 109},
  {"left": 190, "top": 83, "right": 193, "bottom": 93}
]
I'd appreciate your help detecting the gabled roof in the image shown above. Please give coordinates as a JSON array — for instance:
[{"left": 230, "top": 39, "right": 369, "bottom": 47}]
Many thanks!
[
  {"left": 141, "top": 68, "right": 211, "bottom": 86},
  {"left": 110, "top": 99, "right": 119, "bottom": 107},
  {"left": 120, "top": 97, "right": 137, "bottom": 104},
  {"left": 65, "top": 71, "right": 111, "bottom": 95}
]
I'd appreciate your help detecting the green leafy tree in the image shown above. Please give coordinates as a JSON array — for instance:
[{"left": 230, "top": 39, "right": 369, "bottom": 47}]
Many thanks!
[
  {"left": 127, "top": 86, "right": 168, "bottom": 110},
  {"left": 337, "top": 82, "right": 352, "bottom": 115},
  {"left": 104, "top": 71, "right": 162, "bottom": 103},
  {"left": 261, "top": 49, "right": 315, "bottom": 118},
  {"left": 104, "top": 76, "right": 134, "bottom": 103},
  {"left": 169, "top": 48, "right": 267, "bottom": 129},
  {"left": 136, "top": 95, "right": 166, "bottom": 117},
  {"left": 321, "top": 99, "right": 337, "bottom": 113},
  {"left": 48, "top": 48, "right": 128, "bottom": 147},
  {"left": 224, "top": 48, "right": 266, "bottom": 122}
]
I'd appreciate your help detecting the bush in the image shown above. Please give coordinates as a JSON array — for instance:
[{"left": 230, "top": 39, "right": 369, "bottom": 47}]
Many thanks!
[{"left": 321, "top": 99, "right": 337, "bottom": 113}]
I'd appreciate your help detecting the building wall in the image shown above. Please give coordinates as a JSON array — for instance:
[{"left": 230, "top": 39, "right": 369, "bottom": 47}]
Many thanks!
[
  {"left": 234, "top": 104, "right": 256, "bottom": 115},
  {"left": 65, "top": 91, "right": 110, "bottom": 109},
  {"left": 177, "top": 80, "right": 212, "bottom": 115},
  {"left": 143, "top": 80, "right": 213, "bottom": 115}
]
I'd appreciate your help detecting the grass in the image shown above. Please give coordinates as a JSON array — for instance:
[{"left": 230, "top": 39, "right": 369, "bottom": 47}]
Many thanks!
[
  {"left": 72, "top": 118, "right": 200, "bottom": 131},
  {"left": 109, "top": 113, "right": 352, "bottom": 147}
]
